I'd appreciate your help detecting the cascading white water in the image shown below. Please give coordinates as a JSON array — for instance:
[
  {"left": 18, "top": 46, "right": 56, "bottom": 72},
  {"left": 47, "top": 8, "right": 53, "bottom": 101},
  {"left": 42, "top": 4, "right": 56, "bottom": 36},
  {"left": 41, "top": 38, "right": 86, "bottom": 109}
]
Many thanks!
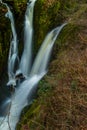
[
  {"left": 19, "top": 0, "right": 37, "bottom": 77},
  {"left": 1, "top": 1, "right": 19, "bottom": 80},
  {"left": 30, "top": 23, "right": 67, "bottom": 75},
  {"left": 0, "top": 0, "right": 67, "bottom": 130},
  {"left": 0, "top": 72, "right": 46, "bottom": 130}
]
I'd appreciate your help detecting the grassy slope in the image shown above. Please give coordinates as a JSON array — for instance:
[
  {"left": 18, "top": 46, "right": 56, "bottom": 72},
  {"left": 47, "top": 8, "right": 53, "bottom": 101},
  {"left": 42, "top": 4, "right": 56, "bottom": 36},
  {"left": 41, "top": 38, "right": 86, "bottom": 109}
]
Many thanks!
[{"left": 16, "top": 1, "right": 87, "bottom": 130}]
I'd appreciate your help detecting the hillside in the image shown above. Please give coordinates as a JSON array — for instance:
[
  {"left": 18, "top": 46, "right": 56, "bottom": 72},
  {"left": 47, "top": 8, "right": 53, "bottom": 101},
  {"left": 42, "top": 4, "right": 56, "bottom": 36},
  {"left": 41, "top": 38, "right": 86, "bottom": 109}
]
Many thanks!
[{"left": 17, "top": 1, "right": 87, "bottom": 130}]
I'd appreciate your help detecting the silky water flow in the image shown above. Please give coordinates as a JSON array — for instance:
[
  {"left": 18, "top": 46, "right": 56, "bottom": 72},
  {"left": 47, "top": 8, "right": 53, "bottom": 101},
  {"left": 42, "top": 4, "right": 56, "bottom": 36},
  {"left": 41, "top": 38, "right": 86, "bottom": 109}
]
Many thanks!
[{"left": 0, "top": 0, "right": 67, "bottom": 129}]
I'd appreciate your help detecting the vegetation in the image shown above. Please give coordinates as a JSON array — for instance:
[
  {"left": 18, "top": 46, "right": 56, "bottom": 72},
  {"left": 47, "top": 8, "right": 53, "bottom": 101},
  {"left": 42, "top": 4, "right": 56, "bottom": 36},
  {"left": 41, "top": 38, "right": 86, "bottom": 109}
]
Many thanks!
[{"left": 0, "top": 0, "right": 87, "bottom": 130}]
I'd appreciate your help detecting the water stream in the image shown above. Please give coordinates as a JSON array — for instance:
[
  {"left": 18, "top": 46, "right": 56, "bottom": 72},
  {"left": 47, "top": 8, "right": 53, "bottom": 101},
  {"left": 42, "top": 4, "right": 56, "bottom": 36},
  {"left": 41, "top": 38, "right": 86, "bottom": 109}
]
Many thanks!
[
  {"left": 0, "top": 0, "right": 19, "bottom": 81},
  {"left": 19, "top": 0, "right": 37, "bottom": 77},
  {"left": 0, "top": 0, "right": 67, "bottom": 129}
]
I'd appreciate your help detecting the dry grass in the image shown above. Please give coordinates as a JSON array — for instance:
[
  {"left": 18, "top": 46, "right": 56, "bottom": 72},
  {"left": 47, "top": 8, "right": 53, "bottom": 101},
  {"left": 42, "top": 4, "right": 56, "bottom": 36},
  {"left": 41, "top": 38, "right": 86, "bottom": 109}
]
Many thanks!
[
  {"left": 38, "top": 25, "right": 87, "bottom": 130},
  {"left": 17, "top": 27, "right": 87, "bottom": 130},
  {"left": 17, "top": 2, "right": 87, "bottom": 130}
]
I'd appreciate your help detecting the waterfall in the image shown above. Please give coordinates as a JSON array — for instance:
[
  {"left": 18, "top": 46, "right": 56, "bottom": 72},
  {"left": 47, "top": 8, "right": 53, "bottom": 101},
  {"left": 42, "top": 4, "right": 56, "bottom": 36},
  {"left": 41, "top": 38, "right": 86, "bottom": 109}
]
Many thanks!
[
  {"left": 0, "top": 0, "right": 67, "bottom": 129},
  {"left": 30, "top": 23, "right": 67, "bottom": 75},
  {"left": 19, "top": 0, "right": 37, "bottom": 77},
  {"left": 0, "top": 72, "right": 46, "bottom": 130},
  {"left": 1, "top": 1, "right": 19, "bottom": 81}
]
